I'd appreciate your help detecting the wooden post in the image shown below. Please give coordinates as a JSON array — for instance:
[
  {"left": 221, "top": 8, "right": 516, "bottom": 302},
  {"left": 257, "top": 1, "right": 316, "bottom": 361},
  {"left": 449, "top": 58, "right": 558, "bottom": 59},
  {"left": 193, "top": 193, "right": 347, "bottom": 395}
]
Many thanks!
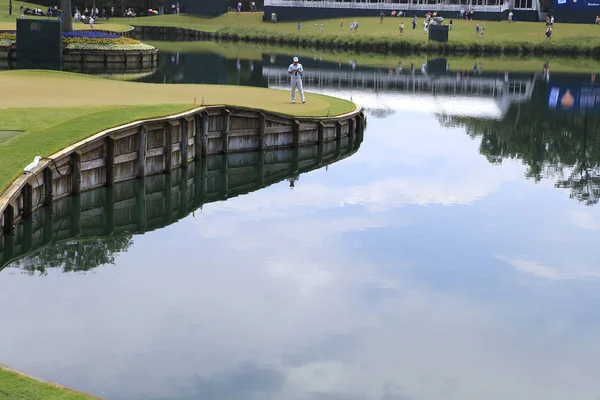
[
  {"left": 3, "top": 205, "right": 14, "bottom": 234},
  {"left": 356, "top": 112, "right": 364, "bottom": 132},
  {"left": 3, "top": 228, "right": 14, "bottom": 263},
  {"left": 221, "top": 153, "right": 229, "bottom": 196},
  {"left": 72, "top": 152, "right": 81, "bottom": 196},
  {"left": 22, "top": 183, "right": 33, "bottom": 220},
  {"left": 164, "top": 173, "right": 172, "bottom": 224},
  {"left": 293, "top": 120, "right": 300, "bottom": 148},
  {"left": 194, "top": 113, "right": 203, "bottom": 160},
  {"left": 71, "top": 195, "right": 81, "bottom": 237},
  {"left": 43, "top": 206, "right": 53, "bottom": 245},
  {"left": 336, "top": 121, "right": 343, "bottom": 141},
  {"left": 138, "top": 126, "right": 147, "bottom": 178},
  {"left": 202, "top": 111, "right": 209, "bottom": 156},
  {"left": 181, "top": 118, "right": 189, "bottom": 167},
  {"left": 292, "top": 148, "right": 299, "bottom": 175},
  {"left": 180, "top": 166, "right": 189, "bottom": 217},
  {"left": 317, "top": 143, "right": 324, "bottom": 165},
  {"left": 259, "top": 113, "right": 266, "bottom": 151},
  {"left": 22, "top": 220, "right": 33, "bottom": 253},
  {"left": 165, "top": 122, "right": 173, "bottom": 173},
  {"left": 137, "top": 178, "right": 147, "bottom": 231},
  {"left": 348, "top": 117, "right": 355, "bottom": 136},
  {"left": 258, "top": 151, "right": 265, "bottom": 187},
  {"left": 105, "top": 137, "right": 115, "bottom": 187},
  {"left": 318, "top": 122, "right": 324, "bottom": 144},
  {"left": 335, "top": 136, "right": 342, "bottom": 158},
  {"left": 104, "top": 186, "right": 115, "bottom": 236},
  {"left": 43, "top": 167, "right": 53, "bottom": 206},
  {"left": 222, "top": 109, "right": 230, "bottom": 153}
]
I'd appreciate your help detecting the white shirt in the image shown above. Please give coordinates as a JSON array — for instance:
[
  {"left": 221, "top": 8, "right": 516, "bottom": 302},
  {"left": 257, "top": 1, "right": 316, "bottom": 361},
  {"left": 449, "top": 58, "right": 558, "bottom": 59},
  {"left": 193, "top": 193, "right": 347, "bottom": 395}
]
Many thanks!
[{"left": 288, "top": 63, "right": 303, "bottom": 79}]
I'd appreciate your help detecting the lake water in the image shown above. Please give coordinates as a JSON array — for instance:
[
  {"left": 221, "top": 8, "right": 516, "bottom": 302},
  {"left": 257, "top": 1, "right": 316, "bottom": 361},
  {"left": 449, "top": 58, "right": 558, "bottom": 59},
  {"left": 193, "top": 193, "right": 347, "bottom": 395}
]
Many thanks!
[{"left": 1, "top": 47, "right": 600, "bottom": 400}]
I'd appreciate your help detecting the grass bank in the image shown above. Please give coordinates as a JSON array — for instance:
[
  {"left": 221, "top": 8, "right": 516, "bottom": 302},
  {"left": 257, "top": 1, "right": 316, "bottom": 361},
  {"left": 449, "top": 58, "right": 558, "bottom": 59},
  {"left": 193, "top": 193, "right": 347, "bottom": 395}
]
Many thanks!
[
  {"left": 148, "top": 39, "right": 600, "bottom": 73},
  {"left": 0, "top": 366, "right": 101, "bottom": 399},
  {"left": 0, "top": 70, "right": 355, "bottom": 193},
  {"left": 119, "top": 13, "right": 600, "bottom": 56}
]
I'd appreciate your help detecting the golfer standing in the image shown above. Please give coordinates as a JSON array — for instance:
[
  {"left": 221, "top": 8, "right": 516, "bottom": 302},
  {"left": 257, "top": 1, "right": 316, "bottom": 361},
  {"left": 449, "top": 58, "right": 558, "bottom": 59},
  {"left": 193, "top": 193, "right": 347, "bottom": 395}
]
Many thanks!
[{"left": 288, "top": 57, "right": 305, "bottom": 104}]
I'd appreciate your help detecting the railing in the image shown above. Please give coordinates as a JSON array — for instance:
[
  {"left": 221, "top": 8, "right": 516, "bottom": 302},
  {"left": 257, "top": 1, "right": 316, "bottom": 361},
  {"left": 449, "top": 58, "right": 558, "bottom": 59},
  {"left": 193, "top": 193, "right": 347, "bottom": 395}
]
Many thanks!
[{"left": 264, "top": 0, "right": 507, "bottom": 12}]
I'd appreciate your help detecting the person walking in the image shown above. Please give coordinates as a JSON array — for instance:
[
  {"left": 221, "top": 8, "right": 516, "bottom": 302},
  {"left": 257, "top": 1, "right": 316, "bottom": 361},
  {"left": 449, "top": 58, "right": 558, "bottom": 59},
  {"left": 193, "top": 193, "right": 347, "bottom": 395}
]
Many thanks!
[
  {"left": 340, "top": 19, "right": 343, "bottom": 30},
  {"left": 508, "top": 10, "right": 513, "bottom": 22},
  {"left": 412, "top": 16, "right": 417, "bottom": 30},
  {"left": 380, "top": 11, "right": 384, "bottom": 23},
  {"left": 297, "top": 21, "right": 301, "bottom": 31},
  {"left": 399, "top": 22, "right": 404, "bottom": 35},
  {"left": 288, "top": 57, "right": 305, "bottom": 104},
  {"left": 89, "top": 16, "right": 95, "bottom": 29},
  {"left": 475, "top": 24, "right": 480, "bottom": 37}
]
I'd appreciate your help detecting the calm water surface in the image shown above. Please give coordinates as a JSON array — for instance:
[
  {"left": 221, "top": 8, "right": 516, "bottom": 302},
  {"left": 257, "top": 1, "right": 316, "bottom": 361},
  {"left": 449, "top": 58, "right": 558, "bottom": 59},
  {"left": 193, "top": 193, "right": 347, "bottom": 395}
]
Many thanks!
[{"left": 1, "top": 48, "right": 600, "bottom": 400}]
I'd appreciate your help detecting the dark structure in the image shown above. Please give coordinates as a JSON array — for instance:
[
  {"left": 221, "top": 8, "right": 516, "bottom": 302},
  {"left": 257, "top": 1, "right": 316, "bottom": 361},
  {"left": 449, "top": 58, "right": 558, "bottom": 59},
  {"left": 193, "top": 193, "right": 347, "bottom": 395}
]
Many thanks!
[
  {"left": 182, "top": 0, "right": 228, "bottom": 16},
  {"left": 16, "top": 19, "right": 62, "bottom": 71},
  {"left": 428, "top": 24, "right": 449, "bottom": 42}
]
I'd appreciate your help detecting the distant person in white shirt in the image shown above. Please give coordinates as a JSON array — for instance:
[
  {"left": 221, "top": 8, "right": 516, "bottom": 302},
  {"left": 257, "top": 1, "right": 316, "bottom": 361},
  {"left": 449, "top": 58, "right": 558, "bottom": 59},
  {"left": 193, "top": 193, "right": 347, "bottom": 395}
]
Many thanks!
[
  {"left": 288, "top": 56, "right": 305, "bottom": 104},
  {"left": 89, "top": 16, "right": 95, "bottom": 29}
]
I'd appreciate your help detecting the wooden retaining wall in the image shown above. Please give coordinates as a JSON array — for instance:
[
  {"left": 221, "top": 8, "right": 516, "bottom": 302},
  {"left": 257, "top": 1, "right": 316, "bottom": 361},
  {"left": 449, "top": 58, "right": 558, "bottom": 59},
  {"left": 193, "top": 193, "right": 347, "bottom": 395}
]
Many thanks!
[
  {"left": 0, "top": 48, "right": 158, "bottom": 72},
  {"left": 0, "top": 105, "right": 365, "bottom": 243},
  {"left": 0, "top": 136, "right": 363, "bottom": 270}
]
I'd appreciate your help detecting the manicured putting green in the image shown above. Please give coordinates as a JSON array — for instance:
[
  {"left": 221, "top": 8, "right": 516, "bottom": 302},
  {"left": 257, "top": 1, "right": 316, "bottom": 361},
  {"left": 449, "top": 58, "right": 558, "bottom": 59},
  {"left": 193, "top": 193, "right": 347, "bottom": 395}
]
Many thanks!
[
  {"left": 0, "top": 70, "right": 355, "bottom": 193},
  {"left": 0, "top": 70, "right": 354, "bottom": 116}
]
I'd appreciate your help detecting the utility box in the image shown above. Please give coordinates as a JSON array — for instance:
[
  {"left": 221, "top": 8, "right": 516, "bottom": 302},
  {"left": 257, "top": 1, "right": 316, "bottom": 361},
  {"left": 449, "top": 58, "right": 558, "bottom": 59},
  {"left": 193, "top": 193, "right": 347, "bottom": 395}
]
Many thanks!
[
  {"left": 428, "top": 24, "right": 449, "bottom": 43},
  {"left": 16, "top": 19, "right": 62, "bottom": 70}
]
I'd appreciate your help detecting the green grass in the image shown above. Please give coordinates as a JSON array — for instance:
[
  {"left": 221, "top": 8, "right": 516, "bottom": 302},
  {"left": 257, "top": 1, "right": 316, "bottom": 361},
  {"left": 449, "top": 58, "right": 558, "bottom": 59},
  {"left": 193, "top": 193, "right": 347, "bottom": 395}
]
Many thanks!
[
  {"left": 0, "top": 0, "right": 132, "bottom": 31},
  {"left": 0, "top": 70, "right": 355, "bottom": 193},
  {"left": 0, "top": 367, "right": 100, "bottom": 399},
  {"left": 105, "top": 12, "right": 600, "bottom": 46},
  {"left": 148, "top": 39, "right": 600, "bottom": 73}
]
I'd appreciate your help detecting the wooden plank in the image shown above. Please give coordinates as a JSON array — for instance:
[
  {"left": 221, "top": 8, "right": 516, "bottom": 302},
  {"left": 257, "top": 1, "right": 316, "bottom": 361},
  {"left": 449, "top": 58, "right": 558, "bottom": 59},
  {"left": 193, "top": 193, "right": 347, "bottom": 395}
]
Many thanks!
[
  {"left": 109, "top": 127, "right": 139, "bottom": 141},
  {"left": 114, "top": 151, "right": 138, "bottom": 164},
  {"left": 72, "top": 152, "right": 81, "bottom": 195},
  {"left": 229, "top": 110, "right": 259, "bottom": 119},
  {"left": 145, "top": 121, "right": 168, "bottom": 131},
  {"left": 336, "top": 121, "right": 343, "bottom": 141},
  {"left": 138, "top": 126, "right": 147, "bottom": 178},
  {"left": 266, "top": 115, "right": 292, "bottom": 125},
  {"left": 172, "top": 143, "right": 181, "bottom": 152},
  {"left": 181, "top": 118, "right": 189, "bottom": 166},
  {"left": 106, "top": 138, "right": 115, "bottom": 187},
  {"left": 81, "top": 158, "right": 106, "bottom": 172},
  {"left": 228, "top": 128, "right": 259, "bottom": 137},
  {"left": 147, "top": 147, "right": 166, "bottom": 158},
  {"left": 265, "top": 126, "right": 293, "bottom": 135},
  {"left": 77, "top": 140, "right": 104, "bottom": 155},
  {"left": 222, "top": 109, "right": 230, "bottom": 154}
]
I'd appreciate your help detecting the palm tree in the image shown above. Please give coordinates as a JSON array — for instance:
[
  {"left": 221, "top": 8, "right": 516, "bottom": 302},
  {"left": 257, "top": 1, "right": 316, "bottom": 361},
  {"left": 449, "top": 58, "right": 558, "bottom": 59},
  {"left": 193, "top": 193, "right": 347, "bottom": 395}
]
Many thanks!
[{"left": 61, "top": 0, "right": 73, "bottom": 32}]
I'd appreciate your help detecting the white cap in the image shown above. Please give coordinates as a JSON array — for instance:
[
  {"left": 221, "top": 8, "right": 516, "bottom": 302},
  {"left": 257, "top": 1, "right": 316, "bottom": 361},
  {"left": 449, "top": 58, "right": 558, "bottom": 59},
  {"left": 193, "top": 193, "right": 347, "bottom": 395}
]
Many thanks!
[{"left": 293, "top": 57, "right": 299, "bottom": 62}]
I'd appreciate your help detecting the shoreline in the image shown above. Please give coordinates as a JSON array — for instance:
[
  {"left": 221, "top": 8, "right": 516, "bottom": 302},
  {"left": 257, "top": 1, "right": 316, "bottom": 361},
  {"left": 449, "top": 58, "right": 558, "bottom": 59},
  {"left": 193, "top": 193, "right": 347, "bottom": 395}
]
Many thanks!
[{"left": 0, "top": 364, "right": 104, "bottom": 399}]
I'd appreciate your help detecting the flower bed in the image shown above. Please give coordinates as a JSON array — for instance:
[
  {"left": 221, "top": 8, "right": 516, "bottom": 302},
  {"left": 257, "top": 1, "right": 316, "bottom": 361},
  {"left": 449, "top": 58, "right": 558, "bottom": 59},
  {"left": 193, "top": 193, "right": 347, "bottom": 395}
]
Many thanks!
[{"left": 0, "top": 31, "right": 154, "bottom": 51}]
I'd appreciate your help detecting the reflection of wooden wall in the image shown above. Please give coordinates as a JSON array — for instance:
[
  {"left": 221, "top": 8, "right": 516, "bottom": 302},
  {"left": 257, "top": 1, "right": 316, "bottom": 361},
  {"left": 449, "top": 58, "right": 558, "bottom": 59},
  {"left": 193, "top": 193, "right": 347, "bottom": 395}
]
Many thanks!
[
  {"left": 0, "top": 105, "right": 365, "bottom": 247},
  {"left": 0, "top": 136, "right": 363, "bottom": 269}
]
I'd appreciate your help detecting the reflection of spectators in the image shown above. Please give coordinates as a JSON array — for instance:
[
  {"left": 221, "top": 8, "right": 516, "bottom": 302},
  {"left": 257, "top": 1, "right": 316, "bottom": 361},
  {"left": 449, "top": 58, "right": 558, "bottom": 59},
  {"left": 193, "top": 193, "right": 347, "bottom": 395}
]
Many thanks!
[{"left": 236, "top": 59, "right": 241, "bottom": 70}]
